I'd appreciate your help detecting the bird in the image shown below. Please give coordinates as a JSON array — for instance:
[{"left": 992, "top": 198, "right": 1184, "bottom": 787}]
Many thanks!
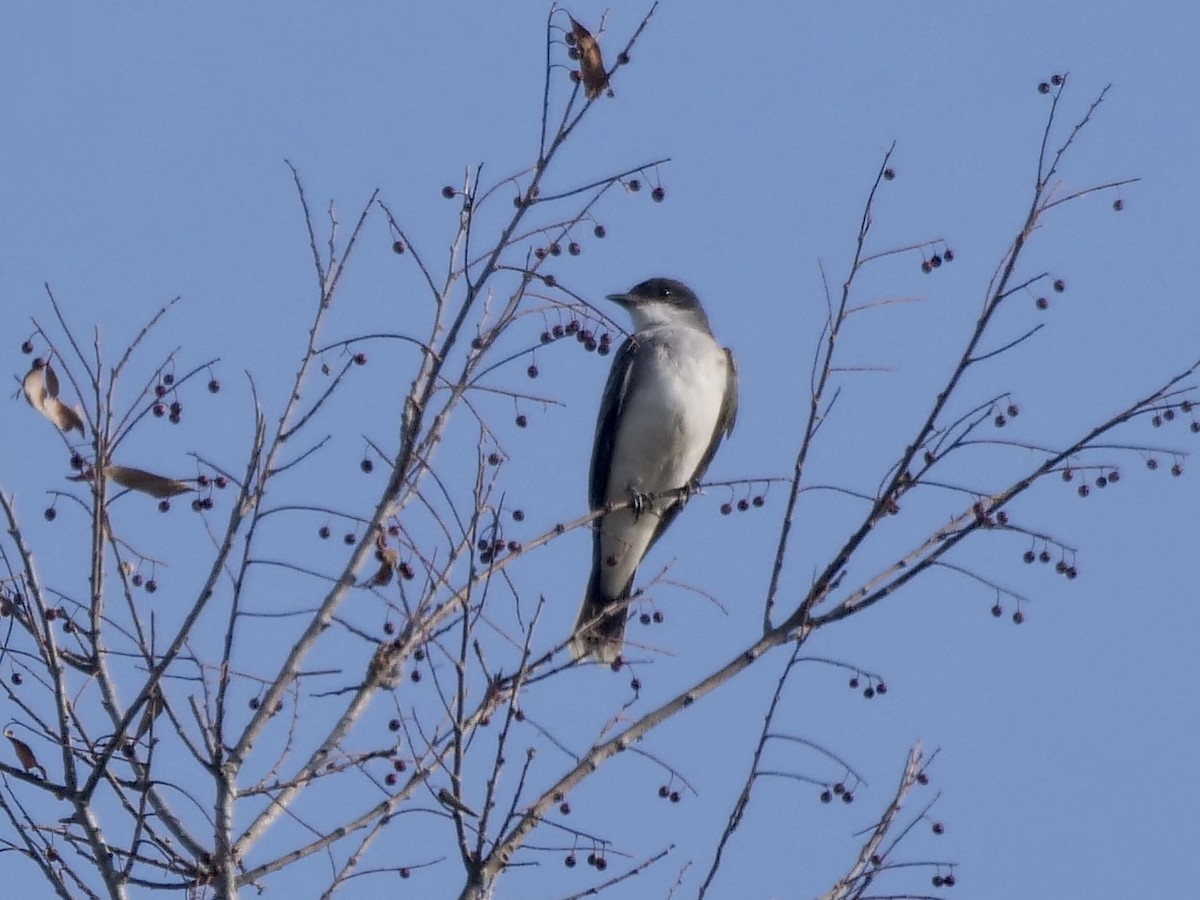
[{"left": 570, "top": 277, "right": 738, "bottom": 663}]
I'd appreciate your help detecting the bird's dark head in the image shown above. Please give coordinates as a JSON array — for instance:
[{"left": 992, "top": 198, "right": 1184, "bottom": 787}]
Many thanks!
[{"left": 606, "top": 277, "right": 712, "bottom": 333}]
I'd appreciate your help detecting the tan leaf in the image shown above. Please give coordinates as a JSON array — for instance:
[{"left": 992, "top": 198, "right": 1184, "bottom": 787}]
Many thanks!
[
  {"left": 46, "top": 399, "right": 85, "bottom": 435},
  {"left": 570, "top": 16, "right": 609, "bottom": 100},
  {"left": 22, "top": 365, "right": 50, "bottom": 411},
  {"left": 370, "top": 547, "right": 399, "bottom": 587},
  {"left": 132, "top": 685, "right": 164, "bottom": 743},
  {"left": 23, "top": 361, "right": 84, "bottom": 435},
  {"left": 43, "top": 360, "right": 60, "bottom": 398},
  {"left": 4, "top": 728, "right": 46, "bottom": 779},
  {"left": 105, "top": 465, "right": 194, "bottom": 499}
]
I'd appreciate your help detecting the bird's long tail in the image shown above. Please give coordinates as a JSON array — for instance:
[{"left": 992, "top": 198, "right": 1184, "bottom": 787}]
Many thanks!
[{"left": 570, "top": 571, "right": 630, "bottom": 663}]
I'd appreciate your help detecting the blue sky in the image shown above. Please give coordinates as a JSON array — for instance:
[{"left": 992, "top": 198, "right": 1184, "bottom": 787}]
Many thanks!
[{"left": 2, "top": 3, "right": 1198, "bottom": 898}]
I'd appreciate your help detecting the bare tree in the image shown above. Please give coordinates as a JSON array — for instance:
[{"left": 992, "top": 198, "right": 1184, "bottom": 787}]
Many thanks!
[{"left": 0, "top": 8, "right": 1191, "bottom": 900}]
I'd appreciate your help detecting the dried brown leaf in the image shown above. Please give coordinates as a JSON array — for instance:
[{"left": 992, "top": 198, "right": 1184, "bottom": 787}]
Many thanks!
[
  {"left": 4, "top": 728, "right": 46, "bottom": 779},
  {"left": 370, "top": 547, "right": 399, "bottom": 587},
  {"left": 133, "top": 685, "right": 165, "bottom": 743},
  {"left": 570, "top": 15, "right": 609, "bottom": 100},
  {"left": 106, "top": 465, "right": 194, "bottom": 499},
  {"left": 46, "top": 399, "right": 85, "bottom": 435},
  {"left": 23, "top": 361, "right": 84, "bottom": 435}
]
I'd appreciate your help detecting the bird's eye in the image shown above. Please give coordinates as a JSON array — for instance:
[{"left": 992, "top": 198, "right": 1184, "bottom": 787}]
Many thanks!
[{"left": 659, "top": 286, "right": 672, "bottom": 298}]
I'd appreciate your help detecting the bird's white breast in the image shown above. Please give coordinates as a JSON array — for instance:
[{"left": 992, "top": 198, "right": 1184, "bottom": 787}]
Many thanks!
[{"left": 597, "top": 323, "right": 728, "bottom": 595}]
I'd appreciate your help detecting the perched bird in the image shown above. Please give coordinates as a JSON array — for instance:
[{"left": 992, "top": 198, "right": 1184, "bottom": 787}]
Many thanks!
[{"left": 571, "top": 278, "right": 738, "bottom": 663}]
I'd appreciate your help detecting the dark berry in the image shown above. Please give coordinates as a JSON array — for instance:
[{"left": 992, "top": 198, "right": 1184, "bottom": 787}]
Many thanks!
[
  {"left": 319, "top": 525, "right": 331, "bottom": 539},
  {"left": 651, "top": 187, "right": 665, "bottom": 202},
  {"left": 820, "top": 789, "right": 833, "bottom": 803},
  {"left": 400, "top": 868, "right": 411, "bottom": 879},
  {"left": 10, "top": 673, "right": 21, "bottom": 685},
  {"left": 849, "top": 677, "right": 859, "bottom": 689},
  {"left": 863, "top": 686, "right": 875, "bottom": 699},
  {"left": 361, "top": 459, "right": 374, "bottom": 474},
  {"left": 652, "top": 610, "right": 664, "bottom": 623},
  {"left": 1012, "top": 610, "right": 1025, "bottom": 624},
  {"left": 991, "top": 603, "right": 1003, "bottom": 617},
  {"left": 593, "top": 225, "right": 606, "bottom": 238},
  {"left": 549, "top": 243, "right": 561, "bottom": 257},
  {"left": 552, "top": 324, "right": 565, "bottom": 338},
  {"left": 883, "top": 167, "right": 896, "bottom": 180},
  {"left": 1039, "top": 549, "right": 1052, "bottom": 563},
  {"left": 527, "top": 364, "right": 539, "bottom": 379},
  {"left": 487, "top": 452, "right": 502, "bottom": 466},
  {"left": 565, "top": 854, "right": 576, "bottom": 868},
  {"left": 1112, "top": 199, "right": 1124, "bottom": 212},
  {"left": 145, "top": 580, "right": 157, "bottom": 594},
  {"left": 388, "top": 718, "right": 401, "bottom": 732},
  {"left": 752, "top": 495, "right": 765, "bottom": 507},
  {"left": 1172, "top": 463, "right": 1184, "bottom": 476},
  {"left": 1023, "top": 550, "right": 1036, "bottom": 564},
  {"left": 131, "top": 574, "right": 144, "bottom": 587},
  {"left": 158, "top": 499, "right": 170, "bottom": 513},
  {"left": 214, "top": 476, "right": 228, "bottom": 489},
  {"left": 875, "top": 681, "right": 887, "bottom": 695},
  {"left": 1036, "top": 296, "right": 1049, "bottom": 310},
  {"left": 152, "top": 403, "right": 166, "bottom": 418},
  {"left": 534, "top": 247, "right": 547, "bottom": 261},
  {"left": 559, "top": 802, "right": 570, "bottom": 815},
  {"left": 932, "top": 821, "right": 945, "bottom": 835},
  {"left": 20, "top": 340, "right": 34, "bottom": 354},
  {"left": 1077, "top": 484, "right": 1089, "bottom": 497},
  {"left": 344, "top": 533, "right": 356, "bottom": 545},
  {"left": 392, "top": 240, "right": 406, "bottom": 254},
  {"left": 385, "top": 773, "right": 398, "bottom": 786},
  {"left": 1007, "top": 403, "right": 1019, "bottom": 416},
  {"left": 617, "top": 51, "right": 630, "bottom": 65},
  {"left": 1038, "top": 82, "right": 1051, "bottom": 94},
  {"left": 1053, "top": 279, "right": 1066, "bottom": 292},
  {"left": 943, "top": 248, "right": 955, "bottom": 262},
  {"left": 737, "top": 498, "right": 750, "bottom": 512},
  {"left": 207, "top": 379, "right": 220, "bottom": 393},
  {"left": 162, "top": 373, "right": 175, "bottom": 386},
  {"left": 568, "top": 242, "right": 581, "bottom": 256},
  {"left": 630, "top": 677, "right": 641, "bottom": 691},
  {"left": 410, "top": 669, "right": 421, "bottom": 683},
  {"left": 441, "top": 186, "right": 456, "bottom": 199},
  {"left": 1147, "top": 458, "right": 1159, "bottom": 470},
  {"left": 627, "top": 179, "right": 641, "bottom": 192},
  {"left": 540, "top": 331, "right": 552, "bottom": 344},
  {"left": 43, "top": 507, "right": 56, "bottom": 522},
  {"left": 640, "top": 612, "right": 651, "bottom": 625},
  {"left": 921, "top": 260, "right": 933, "bottom": 274},
  {"left": 515, "top": 414, "right": 528, "bottom": 428},
  {"left": 994, "top": 414, "right": 1006, "bottom": 427},
  {"left": 669, "top": 791, "right": 681, "bottom": 803},
  {"left": 354, "top": 352, "right": 367, "bottom": 366},
  {"left": 720, "top": 502, "right": 733, "bottom": 515},
  {"left": 1051, "top": 73, "right": 1064, "bottom": 85},
  {"left": 929, "top": 254, "right": 942, "bottom": 268}
]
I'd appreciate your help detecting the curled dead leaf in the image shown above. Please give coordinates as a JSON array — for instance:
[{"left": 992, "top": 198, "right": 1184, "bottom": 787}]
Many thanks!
[
  {"left": 370, "top": 547, "right": 399, "bottom": 587},
  {"left": 4, "top": 727, "right": 47, "bottom": 779},
  {"left": 569, "top": 15, "right": 609, "bottom": 100},
  {"left": 132, "top": 685, "right": 165, "bottom": 743},
  {"left": 23, "top": 360, "right": 84, "bottom": 436},
  {"left": 105, "top": 465, "right": 194, "bottom": 499}
]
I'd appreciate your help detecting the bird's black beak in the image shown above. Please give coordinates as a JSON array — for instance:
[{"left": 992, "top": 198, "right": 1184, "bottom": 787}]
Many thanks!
[{"left": 606, "top": 292, "right": 632, "bottom": 307}]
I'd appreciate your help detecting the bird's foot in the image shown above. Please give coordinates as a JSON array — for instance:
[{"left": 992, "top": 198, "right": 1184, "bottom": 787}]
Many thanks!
[{"left": 628, "top": 487, "right": 651, "bottom": 520}]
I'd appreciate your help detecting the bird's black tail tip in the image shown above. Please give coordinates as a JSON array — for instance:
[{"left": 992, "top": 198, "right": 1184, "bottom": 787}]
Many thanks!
[{"left": 570, "top": 594, "right": 626, "bottom": 664}]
